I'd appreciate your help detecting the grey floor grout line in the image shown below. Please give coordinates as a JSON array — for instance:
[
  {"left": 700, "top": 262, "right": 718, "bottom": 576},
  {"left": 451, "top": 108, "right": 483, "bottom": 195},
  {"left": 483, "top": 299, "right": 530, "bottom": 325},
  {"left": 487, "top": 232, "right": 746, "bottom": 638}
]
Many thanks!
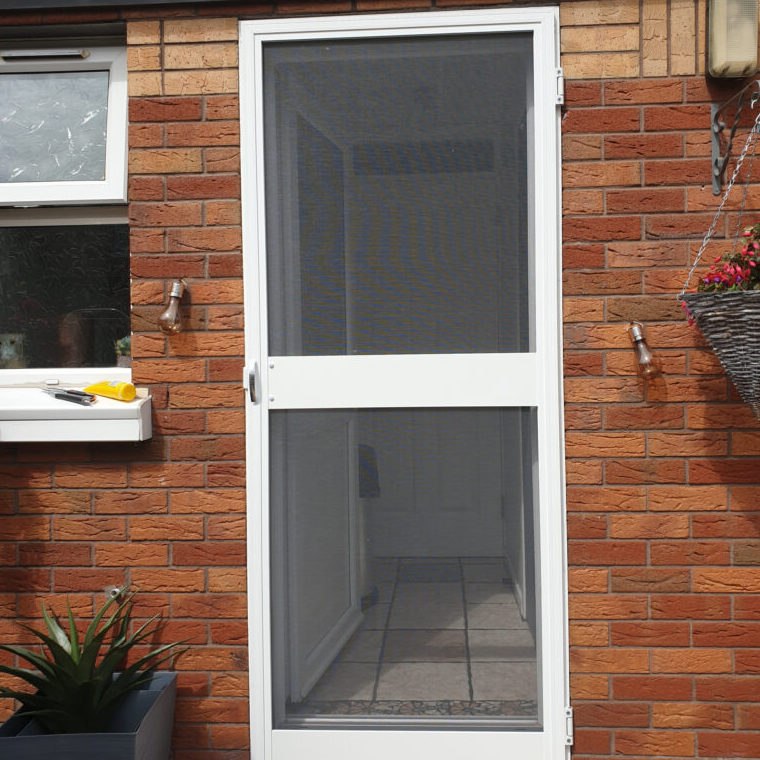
[
  {"left": 459, "top": 557, "right": 474, "bottom": 703},
  {"left": 371, "top": 558, "right": 399, "bottom": 702}
]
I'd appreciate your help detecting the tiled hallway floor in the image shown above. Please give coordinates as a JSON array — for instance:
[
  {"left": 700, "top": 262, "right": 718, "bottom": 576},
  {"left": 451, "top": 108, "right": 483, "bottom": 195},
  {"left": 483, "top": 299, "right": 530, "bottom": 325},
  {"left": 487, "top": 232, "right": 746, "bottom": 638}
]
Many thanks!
[{"left": 289, "top": 558, "right": 538, "bottom": 718}]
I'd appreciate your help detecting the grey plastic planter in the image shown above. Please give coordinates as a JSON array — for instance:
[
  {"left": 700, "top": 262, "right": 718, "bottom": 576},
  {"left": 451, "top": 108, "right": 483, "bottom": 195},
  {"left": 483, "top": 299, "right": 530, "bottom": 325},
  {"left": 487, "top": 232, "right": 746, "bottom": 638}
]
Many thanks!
[{"left": 0, "top": 672, "right": 177, "bottom": 760}]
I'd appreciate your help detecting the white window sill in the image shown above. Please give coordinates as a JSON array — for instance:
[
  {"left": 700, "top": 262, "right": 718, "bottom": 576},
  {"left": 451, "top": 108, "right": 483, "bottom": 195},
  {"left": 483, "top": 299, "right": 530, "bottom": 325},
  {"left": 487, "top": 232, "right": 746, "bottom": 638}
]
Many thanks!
[{"left": 0, "top": 387, "right": 151, "bottom": 442}]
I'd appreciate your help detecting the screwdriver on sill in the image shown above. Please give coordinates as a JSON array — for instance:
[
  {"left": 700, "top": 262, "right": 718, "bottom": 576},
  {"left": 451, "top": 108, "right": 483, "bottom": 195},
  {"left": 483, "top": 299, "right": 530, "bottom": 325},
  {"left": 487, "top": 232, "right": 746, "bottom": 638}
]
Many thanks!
[{"left": 42, "top": 388, "right": 96, "bottom": 406}]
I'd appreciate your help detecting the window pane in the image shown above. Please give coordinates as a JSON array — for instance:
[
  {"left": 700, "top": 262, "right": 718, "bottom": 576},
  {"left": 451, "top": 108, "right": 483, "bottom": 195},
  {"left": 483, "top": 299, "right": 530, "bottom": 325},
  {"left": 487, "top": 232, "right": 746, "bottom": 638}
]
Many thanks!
[
  {"left": 270, "top": 408, "right": 540, "bottom": 729},
  {"left": 0, "top": 225, "right": 129, "bottom": 368},
  {"left": 0, "top": 71, "right": 109, "bottom": 183},
  {"left": 264, "top": 34, "right": 532, "bottom": 355}
]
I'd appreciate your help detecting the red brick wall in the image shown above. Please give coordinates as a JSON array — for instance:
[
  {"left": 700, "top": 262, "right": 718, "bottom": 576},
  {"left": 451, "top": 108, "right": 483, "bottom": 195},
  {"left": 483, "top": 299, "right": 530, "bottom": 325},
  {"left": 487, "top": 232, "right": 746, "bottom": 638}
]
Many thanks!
[{"left": 1, "top": 1, "right": 760, "bottom": 759}]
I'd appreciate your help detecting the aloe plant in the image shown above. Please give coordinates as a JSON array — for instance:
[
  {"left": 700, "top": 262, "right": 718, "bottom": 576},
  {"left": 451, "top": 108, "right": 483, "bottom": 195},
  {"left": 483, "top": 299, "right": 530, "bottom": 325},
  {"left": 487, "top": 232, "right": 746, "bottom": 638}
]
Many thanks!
[{"left": 0, "top": 590, "right": 184, "bottom": 734}]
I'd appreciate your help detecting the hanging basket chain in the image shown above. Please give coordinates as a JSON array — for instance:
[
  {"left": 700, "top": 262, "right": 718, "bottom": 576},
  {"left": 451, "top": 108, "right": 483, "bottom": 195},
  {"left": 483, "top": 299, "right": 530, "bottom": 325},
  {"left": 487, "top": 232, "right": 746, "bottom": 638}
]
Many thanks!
[{"left": 678, "top": 107, "right": 760, "bottom": 302}]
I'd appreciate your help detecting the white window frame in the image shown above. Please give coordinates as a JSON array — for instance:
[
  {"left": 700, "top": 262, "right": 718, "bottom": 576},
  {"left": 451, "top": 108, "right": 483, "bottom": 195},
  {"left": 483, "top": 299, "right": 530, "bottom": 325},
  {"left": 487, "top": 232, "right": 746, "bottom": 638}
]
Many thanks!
[{"left": 0, "top": 43, "right": 127, "bottom": 206}]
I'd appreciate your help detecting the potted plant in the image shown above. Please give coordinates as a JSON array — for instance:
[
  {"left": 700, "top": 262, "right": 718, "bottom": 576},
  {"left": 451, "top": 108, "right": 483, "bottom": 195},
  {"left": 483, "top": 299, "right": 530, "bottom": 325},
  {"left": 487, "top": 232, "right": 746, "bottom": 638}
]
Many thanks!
[
  {"left": 0, "top": 589, "right": 184, "bottom": 760},
  {"left": 682, "top": 220, "right": 760, "bottom": 417}
]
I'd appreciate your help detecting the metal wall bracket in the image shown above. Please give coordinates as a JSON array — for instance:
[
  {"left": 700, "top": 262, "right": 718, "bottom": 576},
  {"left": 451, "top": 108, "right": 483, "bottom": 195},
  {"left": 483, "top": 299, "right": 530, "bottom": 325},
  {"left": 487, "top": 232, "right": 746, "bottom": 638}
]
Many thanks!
[{"left": 711, "top": 78, "right": 760, "bottom": 195}]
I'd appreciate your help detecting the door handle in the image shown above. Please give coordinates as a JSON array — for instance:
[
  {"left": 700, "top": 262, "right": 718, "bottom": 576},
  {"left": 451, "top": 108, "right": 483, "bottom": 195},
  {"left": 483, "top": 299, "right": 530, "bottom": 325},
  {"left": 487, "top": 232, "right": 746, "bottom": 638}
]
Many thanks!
[{"left": 246, "top": 363, "right": 258, "bottom": 403}]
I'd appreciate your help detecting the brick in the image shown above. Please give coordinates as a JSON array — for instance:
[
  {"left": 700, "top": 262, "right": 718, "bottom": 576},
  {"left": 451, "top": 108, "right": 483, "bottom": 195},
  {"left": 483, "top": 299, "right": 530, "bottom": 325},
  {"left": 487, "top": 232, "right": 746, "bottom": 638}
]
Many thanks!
[
  {"left": 670, "top": 0, "right": 697, "bottom": 75},
  {"left": 128, "top": 72, "right": 162, "bottom": 97},
  {"left": 170, "top": 490, "right": 246, "bottom": 514},
  {"left": 642, "top": 0, "right": 668, "bottom": 76},
  {"left": 564, "top": 271, "right": 642, "bottom": 296},
  {"left": 650, "top": 541, "right": 730, "bottom": 566},
  {"left": 129, "top": 123, "right": 162, "bottom": 148},
  {"left": 690, "top": 459, "right": 760, "bottom": 484},
  {"left": 173, "top": 543, "right": 246, "bottom": 567},
  {"left": 17, "top": 490, "right": 90, "bottom": 514},
  {"left": 207, "top": 463, "right": 245, "bottom": 487},
  {"left": 131, "top": 569, "right": 205, "bottom": 592},
  {"left": 648, "top": 431, "right": 728, "bottom": 457},
  {"left": 568, "top": 568, "right": 609, "bottom": 593},
  {"left": 131, "top": 255, "right": 205, "bottom": 279},
  {"left": 164, "top": 70, "right": 238, "bottom": 96},
  {"left": 130, "top": 202, "right": 203, "bottom": 227},
  {"left": 53, "top": 517, "right": 126, "bottom": 541},
  {"left": 560, "top": 0, "right": 639, "bottom": 25},
  {"left": 167, "top": 175, "right": 240, "bottom": 200},
  {"left": 696, "top": 676, "right": 760, "bottom": 701},
  {"left": 168, "top": 384, "right": 242, "bottom": 409},
  {"left": 615, "top": 729, "right": 694, "bottom": 756},
  {"left": 129, "top": 463, "right": 205, "bottom": 488},
  {"left": 208, "top": 568, "right": 246, "bottom": 592},
  {"left": 693, "top": 514, "right": 760, "bottom": 539},
  {"left": 127, "top": 19, "right": 160, "bottom": 45},
  {"left": 54, "top": 465, "right": 126, "bottom": 489},
  {"left": 207, "top": 410, "right": 245, "bottom": 435},
  {"left": 604, "top": 133, "right": 683, "bottom": 159},
  {"left": 562, "top": 135, "right": 602, "bottom": 160},
  {"left": 562, "top": 52, "right": 640, "bottom": 80},
  {"left": 571, "top": 648, "right": 649, "bottom": 674},
  {"left": 128, "top": 46, "right": 160, "bottom": 71},
  {"left": 607, "top": 188, "right": 684, "bottom": 214},
  {"left": 648, "top": 485, "right": 727, "bottom": 511},
  {"left": 562, "top": 107, "right": 640, "bottom": 134},
  {"left": 609, "top": 513, "right": 688, "bottom": 539},
  {"left": 563, "top": 190, "right": 603, "bottom": 215},
  {"left": 574, "top": 702, "right": 649, "bottom": 728},
  {"left": 651, "top": 702, "right": 733, "bottom": 729},
  {"left": 94, "top": 491, "right": 167, "bottom": 515},
  {"left": 606, "top": 295, "right": 684, "bottom": 322},
  {"left": 605, "top": 458, "right": 684, "bottom": 484},
  {"left": 130, "top": 148, "right": 202, "bottom": 174},
  {"left": 129, "top": 176, "right": 164, "bottom": 201},
  {"left": 694, "top": 568, "right": 760, "bottom": 593},
  {"left": 170, "top": 436, "right": 244, "bottom": 461},
  {"left": 698, "top": 732, "right": 760, "bottom": 757},
  {"left": 611, "top": 622, "right": 690, "bottom": 647},
  {"left": 166, "top": 122, "right": 239, "bottom": 147},
  {"left": 645, "top": 158, "right": 712, "bottom": 185},
  {"left": 205, "top": 147, "right": 240, "bottom": 172},
  {"left": 564, "top": 353, "right": 604, "bottom": 377},
  {"left": 611, "top": 568, "right": 690, "bottom": 593},
  {"left": 603, "top": 403, "right": 684, "bottom": 430},
  {"left": 689, "top": 405, "right": 760, "bottom": 429},
  {"left": 563, "top": 216, "right": 641, "bottom": 242},
  {"left": 566, "top": 432, "right": 645, "bottom": 458},
  {"left": 164, "top": 43, "right": 238, "bottom": 70},
  {"left": 130, "top": 97, "right": 203, "bottom": 122},
  {"left": 561, "top": 25, "right": 638, "bottom": 54},
  {"left": 570, "top": 621, "right": 609, "bottom": 646},
  {"left": 645, "top": 104, "right": 710, "bottom": 131},
  {"left": 731, "top": 487, "right": 760, "bottom": 510},
  {"left": 568, "top": 541, "right": 647, "bottom": 566},
  {"left": 129, "top": 516, "right": 204, "bottom": 541},
  {"left": 18, "top": 542, "right": 91, "bottom": 567},
  {"left": 169, "top": 335, "right": 244, "bottom": 359},
  {"left": 569, "top": 595, "right": 648, "bottom": 620},
  {"left": 614, "top": 675, "right": 692, "bottom": 701},
  {"left": 163, "top": 18, "right": 238, "bottom": 43},
  {"left": 205, "top": 95, "right": 239, "bottom": 120},
  {"left": 693, "top": 622, "right": 760, "bottom": 647},
  {"left": 167, "top": 227, "right": 241, "bottom": 252},
  {"left": 568, "top": 513, "right": 607, "bottom": 539},
  {"left": 738, "top": 705, "right": 760, "bottom": 729},
  {"left": 571, "top": 674, "right": 609, "bottom": 700},
  {"left": 646, "top": 212, "right": 717, "bottom": 239},
  {"left": 652, "top": 594, "right": 730, "bottom": 620},
  {"left": 95, "top": 543, "right": 168, "bottom": 566},
  {"left": 573, "top": 728, "right": 611, "bottom": 754},
  {"left": 566, "top": 486, "right": 646, "bottom": 512},
  {"left": 563, "top": 161, "right": 640, "bottom": 187}
]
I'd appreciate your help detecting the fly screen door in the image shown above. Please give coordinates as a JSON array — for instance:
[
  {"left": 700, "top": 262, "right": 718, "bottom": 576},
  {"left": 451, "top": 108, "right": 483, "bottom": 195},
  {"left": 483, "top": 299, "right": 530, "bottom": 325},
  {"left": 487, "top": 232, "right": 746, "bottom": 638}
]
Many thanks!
[{"left": 241, "top": 9, "right": 567, "bottom": 760}]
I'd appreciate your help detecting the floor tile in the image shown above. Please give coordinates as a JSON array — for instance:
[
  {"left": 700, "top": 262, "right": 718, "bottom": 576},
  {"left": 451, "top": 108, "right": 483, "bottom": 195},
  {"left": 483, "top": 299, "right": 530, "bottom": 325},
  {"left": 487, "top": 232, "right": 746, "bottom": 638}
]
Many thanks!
[
  {"left": 398, "top": 560, "right": 461, "bottom": 583},
  {"left": 389, "top": 600, "right": 464, "bottom": 629},
  {"left": 383, "top": 630, "right": 467, "bottom": 662},
  {"left": 376, "top": 662, "right": 469, "bottom": 700},
  {"left": 465, "top": 582, "right": 518, "bottom": 604},
  {"left": 308, "top": 663, "right": 376, "bottom": 701},
  {"left": 468, "top": 629, "right": 536, "bottom": 661},
  {"left": 467, "top": 602, "right": 526, "bottom": 629},
  {"left": 470, "top": 661, "right": 537, "bottom": 701},
  {"left": 462, "top": 562, "right": 509, "bottom": 583},
  {"left": 360, "top": 603, "right": 390, "bottom": 630},
  {"left": 336, "top": 630, "right": 385, "bottom": 663}
]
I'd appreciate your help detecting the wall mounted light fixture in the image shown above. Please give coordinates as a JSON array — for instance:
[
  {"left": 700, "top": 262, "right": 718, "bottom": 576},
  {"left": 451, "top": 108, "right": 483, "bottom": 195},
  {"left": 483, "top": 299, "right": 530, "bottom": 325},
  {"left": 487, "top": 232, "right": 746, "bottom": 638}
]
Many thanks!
[
  {"left": 708, "top": 0, "right": 759, "bottom": 78},
  {"left": 628, "top": 322, "right": 661, "bottom": 380},
  {"left": 158, "top": 279, "right": 186, "bottom": 334}
]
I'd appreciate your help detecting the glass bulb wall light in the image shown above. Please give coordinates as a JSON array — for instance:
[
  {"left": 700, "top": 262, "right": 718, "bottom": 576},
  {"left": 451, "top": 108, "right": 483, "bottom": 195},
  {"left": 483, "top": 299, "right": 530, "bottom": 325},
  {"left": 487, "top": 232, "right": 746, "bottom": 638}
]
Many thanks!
[
  {"left": 628, "top": 321, "right": 661, "bottom": 380},
  {"left": 158, "top": 279, "right": 186, "bottom": 334}
]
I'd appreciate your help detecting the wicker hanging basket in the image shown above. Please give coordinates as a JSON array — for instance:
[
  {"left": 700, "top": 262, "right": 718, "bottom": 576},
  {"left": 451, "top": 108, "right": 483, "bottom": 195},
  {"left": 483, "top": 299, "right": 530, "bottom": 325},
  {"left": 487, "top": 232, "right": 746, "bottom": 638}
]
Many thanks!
[{"left": 682, "top": 291, "right": 760, "bottom": 417}]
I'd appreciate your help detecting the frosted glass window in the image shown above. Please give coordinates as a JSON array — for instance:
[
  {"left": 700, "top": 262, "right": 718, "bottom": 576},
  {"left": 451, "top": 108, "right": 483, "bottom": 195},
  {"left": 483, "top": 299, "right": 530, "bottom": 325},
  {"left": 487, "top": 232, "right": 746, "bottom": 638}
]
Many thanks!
[{"left": 0, "top": 71, "right": 109, "bottom": 183}]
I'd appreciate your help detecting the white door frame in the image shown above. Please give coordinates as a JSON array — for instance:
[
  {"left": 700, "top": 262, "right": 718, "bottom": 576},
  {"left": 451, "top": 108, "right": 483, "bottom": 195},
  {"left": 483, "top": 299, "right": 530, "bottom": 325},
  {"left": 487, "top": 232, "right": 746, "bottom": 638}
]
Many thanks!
[{"left": 240, "top": 8, "right": 568, "bottom": 760}]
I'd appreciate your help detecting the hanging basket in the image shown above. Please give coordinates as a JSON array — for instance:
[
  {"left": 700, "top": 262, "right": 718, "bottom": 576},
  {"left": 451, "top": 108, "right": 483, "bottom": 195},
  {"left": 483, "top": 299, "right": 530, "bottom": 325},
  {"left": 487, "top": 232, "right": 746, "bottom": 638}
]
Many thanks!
[{"left": 682, "top": 291, "right": 760, "bottom": 417}]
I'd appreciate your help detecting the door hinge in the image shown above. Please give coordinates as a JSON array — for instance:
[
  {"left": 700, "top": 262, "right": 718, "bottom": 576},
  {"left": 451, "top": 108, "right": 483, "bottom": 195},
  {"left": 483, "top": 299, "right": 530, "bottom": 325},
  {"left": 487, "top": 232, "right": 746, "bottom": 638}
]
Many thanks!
[
  {"left": 556, "top": 67, "right": 565, "bottom": 106},
  {"left": 564, "top": 705, "right": 574, "bottom": 746},
  {"left": 245, "top": 363, "right": 258, "bottom": 403}
]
